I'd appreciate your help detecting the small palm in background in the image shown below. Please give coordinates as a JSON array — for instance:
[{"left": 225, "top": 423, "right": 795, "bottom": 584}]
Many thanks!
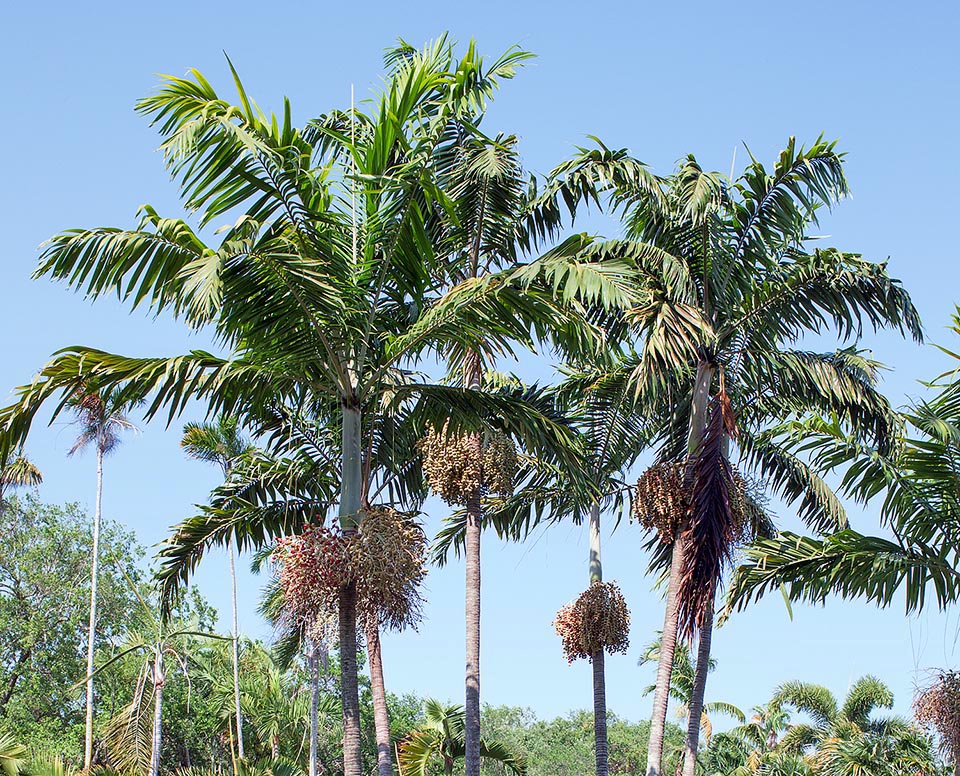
[
  {"left": 181, "top": 416, "right": 254, "bottom": 763},
  {"left": 398, "top": 699, "right": 527, "bottom": 776},
  {"left": 639, "top": 635, "right": 745, "bottom": 749}
]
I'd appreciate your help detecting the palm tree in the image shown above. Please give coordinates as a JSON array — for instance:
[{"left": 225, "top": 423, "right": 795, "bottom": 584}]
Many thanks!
[
  {"left": 0, "top": 40, "right": 589, "bottom": 776},
  {"left": 181, "top": 415, "right": 253, "bottom": 762},
  {"left": 66, "top": 385, "right": 137, "bottom": 772},
  {"left": 0, "top": 733, "right": 27, "bottom": 776},
  {"left": 397, "top": 699, "right": 526, "bottom": 776},
  {"left": 557, "top": 138, "right": 922, "bottom": 776},
  {"left": 770, "top": 677, "right": 935, "bottom": 776},
  {"left": 0, "top": 452, "right": 41, "bottom": 508},
  {"left": 639, "top": 636, "right": 745, "bottom": 748},
  {"left": 92, "top": 584, "right": 225, "bottom": 776}
]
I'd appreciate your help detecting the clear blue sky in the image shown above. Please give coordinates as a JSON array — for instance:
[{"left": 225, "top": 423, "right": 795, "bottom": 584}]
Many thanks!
[{"left": 3, "top": 0, "right": 960, "bottom": 727}]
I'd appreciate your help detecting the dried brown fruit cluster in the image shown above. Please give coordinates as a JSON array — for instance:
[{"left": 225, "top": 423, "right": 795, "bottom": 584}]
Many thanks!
[
  {"left": 354, "top": 506, "right": 428, "bottom": 631},
  {"left": 914, "top": 670, "right": 960, "bottom": 761},
  {"left": 553, "top": 581, "right": 630, "bottom": 664},
  {"left": 274, "top": 507, "right": 428, "bottom": 637},
  {"left": 418, "top": 424, "right": 518, "bottom": 505},
  {"left": 631, "top": 462, "right": 690, "bottom": 542}
]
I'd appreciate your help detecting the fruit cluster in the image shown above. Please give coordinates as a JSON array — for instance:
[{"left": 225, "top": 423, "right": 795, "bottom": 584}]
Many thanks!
[
  {"left": 274, "top": 524, "right": 352, "bottom": 634},
  {"left": 631, "top": 462, "right": 690, "bottom": 542},
  {"left": 354, "top": 506, "right": 428, "bottom": 631},
  {"left": 915, "top": 670, "right": 960, "bottom": 760},
  {"left": 273, "top": 507, "right": 429, "bottom": 637},
  {"left": 418, "top": 423, "right": 518, "bottom": 505},
  {"left": 482, "top": 431, "right": 518, "bottom": 497},
  {"left": 553, "top": 581, "right": 630, "bottom": 664}
]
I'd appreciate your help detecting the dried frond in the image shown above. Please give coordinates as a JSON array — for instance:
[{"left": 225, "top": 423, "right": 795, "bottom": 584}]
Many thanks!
[
  {"left": 677, "top": 390, "right": 739, "bottom": 642},
  {"left": 553, "top": 581, "right": 630, "bottom": 663}
]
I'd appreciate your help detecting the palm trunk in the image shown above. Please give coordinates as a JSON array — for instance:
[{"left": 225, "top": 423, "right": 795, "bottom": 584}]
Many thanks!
[
  {"left": 366, "top": 623, "right": 394, "bottom": 776},
  {"left": 83, "top": 449, "right": 104, "bottom": 771},
  {"left": 340, "top": 402, "right": 364, "bottom": 776},
  {"left": 646, "top": 362, "right": 715, "bottom": 776},
  {"left": 464, "top": 352, "right": 483, "bottom": 776},
  {"left": 464, "top": 486, "right": 482, "bottom": 776},
  {"left": 645, "top": 532, "right": 685, "bottom": 776},
  {"left": 589, "top": 503, "right": 608, "bottom": 776},
  {"left": 149, "top": 653, "right": 164, "bottom": 776},
  {"left": 309, "top": 645, "right": 319, "bottom": 776},
  {"left": 229, "top": 538, "right": 244, "bottom": 761},
  {"left": 681, "top": 597, "right": 714, "bottom": 776}
]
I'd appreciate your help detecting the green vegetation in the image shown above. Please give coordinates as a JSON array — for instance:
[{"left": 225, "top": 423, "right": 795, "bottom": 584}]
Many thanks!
[{"left": 0, "top": 32, "right": 958, "bottom": 776}]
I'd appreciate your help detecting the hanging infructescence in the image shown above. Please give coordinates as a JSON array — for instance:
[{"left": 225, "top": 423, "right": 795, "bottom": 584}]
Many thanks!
[
  {"left": 553, "top": 581, "right": 631, "bottom": 664},
  {"left": 914, "top": 669, "right": 960, "bottom": 766},
  {"left": 418, "top": 422, "right": 518, "bottom": 505},
  {"left": 630, "top": 461, "right": 760, "bottom": 545},
  {"left": 273, "top": 506, "right": 428, "bottom": 637}
]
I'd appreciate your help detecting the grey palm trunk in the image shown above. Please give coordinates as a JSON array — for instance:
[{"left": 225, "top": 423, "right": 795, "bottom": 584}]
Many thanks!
[
  {"left": 464, "top": 354, "right": 483, "bottom": 776},
  {"left": 646, "top": 361, "right": 715, "bottom": 776},
  {"left": 228, "top": 537, "right": 244, "bottom": 761},
  {"left": 366, "top": 622, "right": 394, "bottom": 776},
  {"left": 83, "top": 449, "right": 103, "bottom": 771},
  {"left": 682, "top": 598, "right": 714, "bottom": 776},
  {"left": 308, "top": 643, "right": 320, "bottom": 776},
  {"left": 149, "top": 651, "right": 164, "bottom": 776},
  {"left": 589, "top": 502, "right": 608, "bottom": 776},
  {"left": 340, "top": 402, "right": 364, "bottom": 776}
]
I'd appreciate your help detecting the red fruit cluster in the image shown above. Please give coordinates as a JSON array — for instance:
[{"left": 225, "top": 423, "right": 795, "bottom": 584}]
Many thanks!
[{"left": 274, "top": 524, "right": 354, "bottom": 634}]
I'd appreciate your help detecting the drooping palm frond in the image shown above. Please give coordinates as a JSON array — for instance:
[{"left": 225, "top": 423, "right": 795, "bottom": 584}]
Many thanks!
[{"left": 676, "top": 391, "right": 738, "bottom": 640}]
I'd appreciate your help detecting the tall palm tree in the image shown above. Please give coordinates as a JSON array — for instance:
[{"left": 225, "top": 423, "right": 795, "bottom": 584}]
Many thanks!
[
  {"left": 425, "top": 111, "right": 647, "bottom": 776},
  {"left": 398, "top": 699, "right": 527, "bottom": 776},
  {"left": 66, "top": 385, "right": 137, "bottom": 772},
  {"left": 0, "top": 40, "right": 592, "bottom": 776},
  {"left": 546, "top": 137, "right": 921, "bottom": 776},
  {"left": 181, "top": 415, "right": 253, "bottom": 761}
]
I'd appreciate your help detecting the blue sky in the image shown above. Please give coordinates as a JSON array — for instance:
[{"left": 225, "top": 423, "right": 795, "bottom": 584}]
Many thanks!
[{"left": 3, "top": 0, "right": 960, "bottom": 727}]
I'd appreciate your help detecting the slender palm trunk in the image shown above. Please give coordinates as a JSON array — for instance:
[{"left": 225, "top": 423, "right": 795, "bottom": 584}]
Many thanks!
[
  {"left": 588, "top": 503, "right": 608, "bottom": 776},
  {"left": 340, "top": 402, "right": 364, "bottom": 776},
  {"left": 149, "top": 653, "right": 164, "bottom": 776},
  {"left": 308, "top": 645, "right": 319, "bottom": 776},
  {"left": 366, "top": 623, "right": 394, "bottom": 776},
  {"left": 681, "top": 598, "right": 714, "bottom": 776},
  {"left": 646, "top": 362, "right": 715, "bottom": 776},
  {"left": 229, "top": 538, "right": 244, "bottom": 761},
  {"left": 464, "top": 352, "right": 483, "bottom": 776},
  {"left": 83, "top": 449, "right": 104, "bottom": 771},
  {"left": 645, "top": 532, "right": 685, "bottom": 776},
  {"left": 464, "top": 485, "right": 482, "bottom": 776}
]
